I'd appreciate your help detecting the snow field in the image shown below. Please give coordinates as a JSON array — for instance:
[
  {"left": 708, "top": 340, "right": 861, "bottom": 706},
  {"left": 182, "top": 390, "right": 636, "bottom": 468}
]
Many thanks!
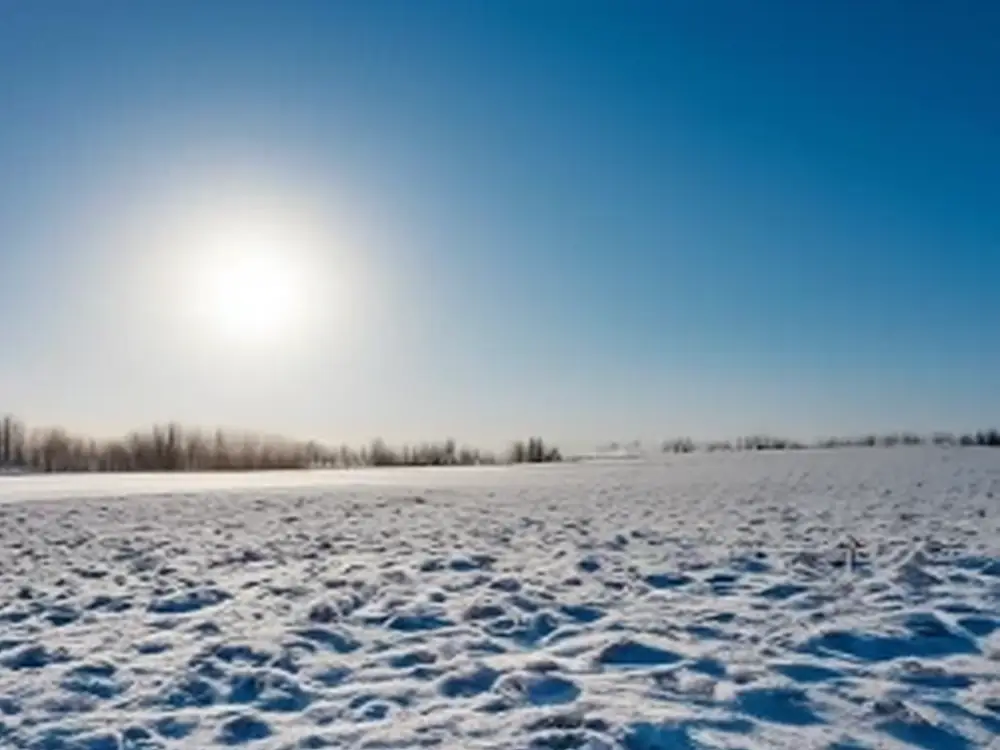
[{"left": 0, "top": 448, "right": 998, "bottom": 749}]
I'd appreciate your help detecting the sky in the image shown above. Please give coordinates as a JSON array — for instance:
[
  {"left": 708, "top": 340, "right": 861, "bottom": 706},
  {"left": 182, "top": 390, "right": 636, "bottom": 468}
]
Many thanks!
[{"left": 0, "top": 1, "right": 997, "bottom": 450}]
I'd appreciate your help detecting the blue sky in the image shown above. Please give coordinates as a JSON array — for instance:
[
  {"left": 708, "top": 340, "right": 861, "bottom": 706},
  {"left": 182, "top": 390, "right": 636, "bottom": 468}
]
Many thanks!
[{"left": 0, "top": 1, "right": 997, "bottom": 449}]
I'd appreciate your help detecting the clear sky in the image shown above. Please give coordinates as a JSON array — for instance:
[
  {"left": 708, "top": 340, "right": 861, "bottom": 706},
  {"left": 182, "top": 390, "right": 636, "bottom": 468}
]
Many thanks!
[{"left": 1, "top": 1, "right": 997, "bottom": 450}]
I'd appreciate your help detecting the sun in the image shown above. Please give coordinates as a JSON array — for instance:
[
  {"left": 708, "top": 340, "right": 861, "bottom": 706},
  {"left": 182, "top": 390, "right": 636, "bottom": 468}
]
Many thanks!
[
  {"left": 161, "top": 187, "right": 358, "bottom": 354},
  {"left": 188, "top": 227, "right": 306, "bottom": 345},
  {"left": 208, "top": 253, "right": 297, "bottom": 341}
]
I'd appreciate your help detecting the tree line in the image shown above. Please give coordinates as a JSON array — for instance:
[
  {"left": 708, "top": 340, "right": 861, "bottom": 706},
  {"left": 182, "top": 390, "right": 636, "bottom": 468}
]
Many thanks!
[
  {"left": 0, "top": 415, "right": 561, "bottom": 473},
  {"left": 659, "top": 429, "right": 1000, "bottom": 454}
]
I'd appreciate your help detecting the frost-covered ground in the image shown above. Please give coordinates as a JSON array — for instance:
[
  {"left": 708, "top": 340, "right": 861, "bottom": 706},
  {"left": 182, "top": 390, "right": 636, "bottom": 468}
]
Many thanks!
[{"left": 1, "top": 449, "right": 999, "bottom": 750}]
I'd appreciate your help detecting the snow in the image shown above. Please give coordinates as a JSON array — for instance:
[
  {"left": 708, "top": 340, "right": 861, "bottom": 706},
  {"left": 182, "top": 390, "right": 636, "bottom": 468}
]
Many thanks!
[{"left": 0, "top": 448, "right": 998, "bottom": 749}]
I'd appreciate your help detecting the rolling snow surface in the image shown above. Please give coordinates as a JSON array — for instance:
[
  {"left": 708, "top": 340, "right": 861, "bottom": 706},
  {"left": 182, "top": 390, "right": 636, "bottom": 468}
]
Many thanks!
[{"left": 1, "top": 448, "right": 998, "bottom": 749}]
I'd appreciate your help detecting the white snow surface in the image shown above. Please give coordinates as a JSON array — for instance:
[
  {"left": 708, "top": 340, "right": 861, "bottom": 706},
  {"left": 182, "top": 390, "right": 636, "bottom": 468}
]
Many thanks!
[{"left": 1, "top": 448, "right": 999, "bottom": 750}]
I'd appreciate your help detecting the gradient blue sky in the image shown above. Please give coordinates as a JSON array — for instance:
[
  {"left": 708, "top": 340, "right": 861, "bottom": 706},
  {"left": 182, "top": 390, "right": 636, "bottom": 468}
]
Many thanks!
[{"left": 1, "top": 1, "right": 997, "bottom": 449}]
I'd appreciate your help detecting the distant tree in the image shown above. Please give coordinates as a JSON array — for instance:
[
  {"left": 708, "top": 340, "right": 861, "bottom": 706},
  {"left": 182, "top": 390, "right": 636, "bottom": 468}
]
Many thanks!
[
  {"left": 336, "top": 445, "right": 350, "bottom": 468},
  {"left": 11, "top": 420, "right": 25, "bottom": 466},
  {"left": 706, "top": 440, "right": 733, "bottom": 452},
  {"left": 39, "top": 429, "right": 71, "bottom": 472},
  {"left": 510, "top": 440, "right": 526, "bottom": 464},
  {"left": 165, "top": 423, "right": 181, "bottom": 471},
  {"left": 672, "top": 438, "right": 695, "bottom": 453},
  {"left": 214, "top": 430, "right": 231, "bottom": 470},
  {"left": 1, "top": 414, "right": 10, "bottom": 464}
]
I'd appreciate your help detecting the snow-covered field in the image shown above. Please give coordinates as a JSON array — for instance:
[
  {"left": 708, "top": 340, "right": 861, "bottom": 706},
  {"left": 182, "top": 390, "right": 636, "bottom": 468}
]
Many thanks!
[{"left": 1, "top": 449, "right": 998, "bottom": 750}]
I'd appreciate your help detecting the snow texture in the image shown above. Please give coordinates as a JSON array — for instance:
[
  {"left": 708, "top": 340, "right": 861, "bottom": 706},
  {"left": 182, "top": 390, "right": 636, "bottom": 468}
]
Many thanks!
[{"left": 1, "top": 448, "right": 999, "bottom": 749}]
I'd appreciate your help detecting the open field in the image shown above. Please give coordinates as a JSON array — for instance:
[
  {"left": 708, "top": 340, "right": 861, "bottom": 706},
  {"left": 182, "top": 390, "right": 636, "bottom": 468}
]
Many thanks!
[{"left": 1, "top": 448, "right": 998, "bottom": 749}]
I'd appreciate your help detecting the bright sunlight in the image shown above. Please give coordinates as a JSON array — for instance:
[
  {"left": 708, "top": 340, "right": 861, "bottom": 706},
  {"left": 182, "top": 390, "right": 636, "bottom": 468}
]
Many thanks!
[
  {"left": 188, "top": 225, "right": 308, "bottom": 346},
  {"left": 139, "top": 169, "right": 365, "bottom": 358},
  {"left": 206, "top": 253, "right": 298, "bottom": 341}
]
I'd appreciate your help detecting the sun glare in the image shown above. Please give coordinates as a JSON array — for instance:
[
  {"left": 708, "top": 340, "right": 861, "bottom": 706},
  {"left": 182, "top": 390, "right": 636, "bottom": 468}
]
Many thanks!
[
  {"left": 208, "top": 253, "right": 297, "bottom": 340},
  {"left": 150, "top": 177, "right": 363, "bottom": 355},
  {"left": 188, "top": 226, "right": 308, "bottom": 346}
]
